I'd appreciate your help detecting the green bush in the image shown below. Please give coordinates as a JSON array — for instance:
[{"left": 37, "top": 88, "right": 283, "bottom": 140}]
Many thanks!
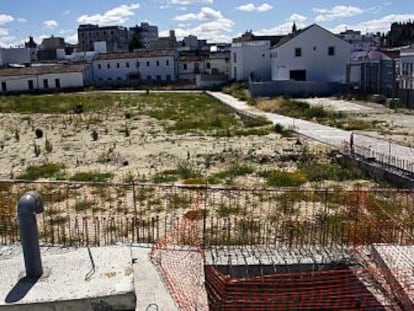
[
  {"left": 17, "top": 163, "right": 65, "bottom": 180},
  {"left": 259, "top": 170, "right": 308, "bottom": 187},
  {"left": 70, "top": 171, "right": 113, "bottom": 182}
]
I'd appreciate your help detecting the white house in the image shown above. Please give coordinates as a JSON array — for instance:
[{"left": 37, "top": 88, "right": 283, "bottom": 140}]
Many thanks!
[
  {"left": 92, "top": 49, "right": 177, "bottom": 83},
  {"left": 230, "top": 40, "right": 271, "bottom": 81},
  {"left": 0, "top": 64, "right": 89, "bottom": 93},
  {"left": 271, "top": 24, "right": 352, "bottom": 82},
  {"left": 400, "top": 46, "right": 414, "bottom": 89}
]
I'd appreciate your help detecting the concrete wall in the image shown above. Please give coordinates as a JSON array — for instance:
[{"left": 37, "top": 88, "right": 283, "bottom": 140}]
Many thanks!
[
  {"left": 0, "top": 48, "right": 33, "bottom": 65},
  {"left": 195, "top": 74, "right": 228, "bottom": 88},
  {"left": 92, "top": 56, "right": 176, "bottom": 82},
  {"left": 249, "top": 80, "right": 345, "bottom": 97},
  {"left": 231, "top": 41, "right": 271, "bottom": 81},
  {"left": 271, "top": 25, "right": 351, "bottom": 82},
  {"left": 399, "top": 89, "right": 414, "bottom": 109},
  {"left": 337, "top": 155, "right": 414, "bottom": 188}
]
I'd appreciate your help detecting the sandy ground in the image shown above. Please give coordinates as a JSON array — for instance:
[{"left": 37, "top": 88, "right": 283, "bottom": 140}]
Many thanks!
[{"left": 0, "top": 109, "right": 328, "bottom": 184}]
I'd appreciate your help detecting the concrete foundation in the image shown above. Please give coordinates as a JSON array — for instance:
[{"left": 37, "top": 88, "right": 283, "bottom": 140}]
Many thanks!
[
  {"left": 0, "top": 246, "right": 177, "bottom": 311},
  {"left": 372, "top": 244, "right": 414, "bottom": 310}
]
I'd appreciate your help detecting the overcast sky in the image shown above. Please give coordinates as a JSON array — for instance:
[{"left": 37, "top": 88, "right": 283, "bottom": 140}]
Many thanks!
[{"left": 1, "top": 0, "right": 413, "bottom": 47}]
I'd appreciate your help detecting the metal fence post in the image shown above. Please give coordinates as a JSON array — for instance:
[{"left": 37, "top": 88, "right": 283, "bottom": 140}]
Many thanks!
[{"left": 17, "top": 191, "right": 44, "bottom": 279}]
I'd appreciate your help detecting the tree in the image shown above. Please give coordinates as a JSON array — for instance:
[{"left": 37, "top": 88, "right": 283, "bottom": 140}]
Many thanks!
[{"left": 129, "top": 32, "right": 143, "bottom": 51}]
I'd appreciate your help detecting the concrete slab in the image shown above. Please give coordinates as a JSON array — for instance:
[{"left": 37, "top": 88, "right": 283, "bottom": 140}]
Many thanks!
[
  {"left": 0, "top": 246, "right": 135, "bottom": 311},
  {"left": 371, "top": 244, "right": 414, "bottom": 310},
  {"left": 131, "top": 247, "right": 178, "bottom": 311}
]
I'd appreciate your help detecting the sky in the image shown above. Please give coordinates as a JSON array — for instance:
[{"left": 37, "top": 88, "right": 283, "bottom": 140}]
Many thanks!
[{"left": 0, "top": 0, "right": 414, "bottom": 47}]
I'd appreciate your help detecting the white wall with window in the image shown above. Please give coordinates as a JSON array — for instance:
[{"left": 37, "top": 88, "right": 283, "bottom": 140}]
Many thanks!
[
  {"left": 271, "top": 24, "right": 352, "bottom": 82},
  {"left": 0, "top": 65, "right": 87, "bottom": 93},
  {"left": 92, "top": 51, "right": 176, "bottom": 82},
  {"left": 400, "top": 47, "right": 414, "bottom": 89},
  {"left": 230, "top": 41, "right": 271, "bottom": 81}
]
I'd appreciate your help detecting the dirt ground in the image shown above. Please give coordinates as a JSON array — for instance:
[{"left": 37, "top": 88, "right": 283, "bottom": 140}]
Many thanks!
[{"left": 0, "top": 109, "right": 329, "bottom": 185}]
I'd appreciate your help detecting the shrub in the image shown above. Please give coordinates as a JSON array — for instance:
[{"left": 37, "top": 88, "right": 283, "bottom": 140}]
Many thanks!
[
  {"left": 17, "top": 163, "right": 64, "bottom": 180},
  {"left": 70, "top": 171, "right": 113, "bottom": 182},
  {"left": 259, "top": 170, "right": 308, "bottom": 187}
]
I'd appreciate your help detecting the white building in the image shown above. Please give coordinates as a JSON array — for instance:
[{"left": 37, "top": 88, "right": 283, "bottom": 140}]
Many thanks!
[
  {"left": 0, "top": 64, "right": 89, "bottom": 93},
  {"left": 400, "top": 46, "right": 414, "bottom": 89},
  {"left": 92, "top": 49, "right": 177, "bottom": 83},
  {"left": 338, "top": 30, "right": 381, "bottom": 52},
  {"left": 271, "top": 24, "right": 352, "bottom": 82},
  {"left": 230, "top": 40, "right": 271, "bottom": 81}
]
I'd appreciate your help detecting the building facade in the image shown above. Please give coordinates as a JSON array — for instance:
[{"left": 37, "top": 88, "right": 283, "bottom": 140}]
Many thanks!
[
  {"left": 398, "top": 46, "right": 414, "bottom": 108},
  {"left": 92, "top": 49, "right": 177, "bottom": 83},
  {"left": 78, "top": 24, "right": 129, "bottom": 52},
  {"left": 338, "top": 30, "right": 381, "bottom": 52},
  {"left": 0, "top": 64, "right": 89, "bottom": 93},
  {"left": 271, "top": 24, "right": 352, "bottom": 82},
  {"left": 129, "top": 23, "right": 159, "bottom": 48},
  {"left": 230, "top": 40, "right": 271, "bottom": 81}
]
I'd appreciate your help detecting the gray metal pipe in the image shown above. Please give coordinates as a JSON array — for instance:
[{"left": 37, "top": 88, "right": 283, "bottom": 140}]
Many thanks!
[{"left": 17, "top": 191, "right": 44, "bottom": 279}]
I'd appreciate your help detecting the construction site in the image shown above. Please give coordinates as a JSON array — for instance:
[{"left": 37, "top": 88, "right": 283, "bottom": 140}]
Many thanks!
[
  {"left": 1, "top": 180, "right": 414, "bottom": 310},
  {"left": 1, "top": 91, "right": 414, "bottom": 310}
]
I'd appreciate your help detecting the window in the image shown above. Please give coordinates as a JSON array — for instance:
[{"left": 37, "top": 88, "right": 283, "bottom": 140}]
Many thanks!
[
  {"left": 55, "top": 79, "right": 60, "bottom": 88},
  {"left": 328, "top": 46, "right": 335, "bottom": 56},
  {"left": 156, "top": 60, "right": 160, "bottom": 67},
  {"left": 183, "top": 64, "right": 188, "bottom": 70},
  {"left": 117, "top": 77, "right": 122, "bottom": 80},
  {"left": 156, "top": 75, "right": 161, "bottom": 81},
  {"left": 98, "top": 64, "right": 102, "bottom": 69},
  {"left": 147, "top": 75, "right": 151, "bottom": 80},
  {"left": 28, "top": 80, "right": 34, "bottom": 90},
  {"left": 117, "top": 63, "right": 120, "bottom": 68},
  {"left": 233, "top": 52, "right": 237, "bottom": 63},
  {"left": 206, "top": 62, "right": 211, "bottom": 69},
  {"left": 107, "top": 63, "right": 111, "bottom": 69},
  {"left": 166, "top": 60, "right": 169, "bottom": 66},
  {"left": 295, "top": 48, "right": 302, "bottom": 57},
  {"left": 137, "top": 61, "right": 140, "bottom": 67},
  {"left": 43, "top": 79, "right": 49, "bottom": 89},
  {"left": 166, "top": 74, "right": 171, "bottom": 81},
  {"left": 126, "top": 62, "right": 130, "bottom": 68},
  {"left": 146, "top": 61, "right": 150, "bottom": 67},
  {"left": 108, "top": 78, "right": 112, "bottom": 81},
  {"left": 1, "top": 82, "right": 6, "bottom": 92}
]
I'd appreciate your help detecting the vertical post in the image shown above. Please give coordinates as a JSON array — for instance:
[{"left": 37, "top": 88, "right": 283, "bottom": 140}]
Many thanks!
[{"left": 17, "top": 191, "right": 44, "bottom": 279}]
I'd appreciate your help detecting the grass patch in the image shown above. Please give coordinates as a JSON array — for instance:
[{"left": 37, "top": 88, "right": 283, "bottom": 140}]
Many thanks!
[
  {"left": 298, "top": 161, "right": 363, "bottom": 182},
  {"left": 259, "top": 170, "right": 308, "bottom": 187},
  {"left": 73, "top": 200, "right": 94, "bottom": 212},
  {"left": 16, "top": 163, "right": 65, "bottom": 180},
  {"left": 169, "top": 193, "right": 192, "bottom": 209},
  {"left": 257, "top": 97, "right": 379, "bottom": 131},
  {"left": 152, "top": 172, "right": 178, "bottom": 184},
  {"left": 70, "top": 171, "right": 113, "bottom": 182},
  {"left": 216, "top": 204, "right": 241, "bottom": 217},
  {"left": 222, "top": 82, "right": 251, "bottom": 102},
  {"left": 153, "top": 161, "right": 201, "bottom": 183},
  {"left": 0, "top": 92, "right": 272, "bottom": 136}
]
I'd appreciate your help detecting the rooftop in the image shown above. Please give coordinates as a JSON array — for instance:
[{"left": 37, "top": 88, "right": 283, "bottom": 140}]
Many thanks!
[
  {"left": 94, "top": 49, "right": 176, "bottom": 61},
  {"left": 0, "top": 64, "right": 87, "bottom": 76}
]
